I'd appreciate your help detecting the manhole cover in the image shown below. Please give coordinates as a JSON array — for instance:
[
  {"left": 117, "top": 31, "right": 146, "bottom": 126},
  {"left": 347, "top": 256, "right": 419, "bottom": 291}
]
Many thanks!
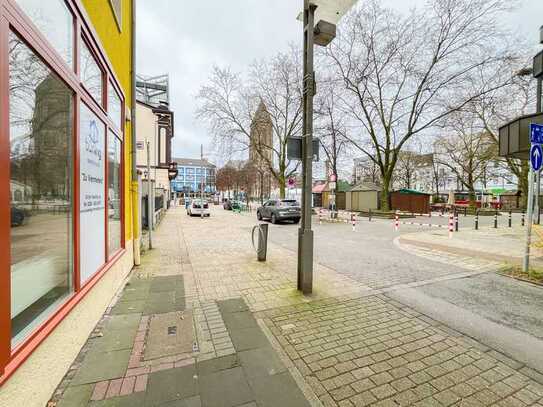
[
  {"left": 168, "top": 326, "right": 177, "bottom": 335},
  {"left": 144, "top": 311, "right": 194, "bottom": 360}
]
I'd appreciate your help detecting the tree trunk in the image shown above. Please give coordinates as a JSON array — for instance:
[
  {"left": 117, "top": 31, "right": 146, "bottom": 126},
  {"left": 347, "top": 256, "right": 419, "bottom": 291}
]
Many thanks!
[
  {"left": 380, "top": 175, "right": 391, "bottom": 211},
  {"left": 279, "top": 177, "right": 286, "bottom": 199},
  {"left": 519, "top": 162, "right": 529, "bottom": 209}
]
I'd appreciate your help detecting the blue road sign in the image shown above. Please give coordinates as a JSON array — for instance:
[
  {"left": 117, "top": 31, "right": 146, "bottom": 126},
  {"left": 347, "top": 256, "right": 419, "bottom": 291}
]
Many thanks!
[
  {"left": 530, "top": 123, "right": 543, "bottom": 144},
  {"left": 531, "top": 144, "right": 543, "bottom": 171}
]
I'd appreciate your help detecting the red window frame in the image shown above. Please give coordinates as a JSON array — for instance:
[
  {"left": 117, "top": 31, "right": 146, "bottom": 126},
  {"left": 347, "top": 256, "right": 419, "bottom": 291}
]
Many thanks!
[{"left": 0, "top": 0, "right": 127, "bottom": 383}]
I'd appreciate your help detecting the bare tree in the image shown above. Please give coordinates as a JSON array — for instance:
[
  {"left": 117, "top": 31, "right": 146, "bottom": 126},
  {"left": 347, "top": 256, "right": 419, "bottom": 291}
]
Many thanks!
[
  {"left": 324, "top": 0, "right": 517, "bottom": 210},
  {"left": 435, "top": 114, "right": 497, "bottom": 206},
  {"left": 196, "top": 48, "right": 302, "bottom": 198},
  {"left": 314, "top": 80, "right": 350, "bottom": 183}
]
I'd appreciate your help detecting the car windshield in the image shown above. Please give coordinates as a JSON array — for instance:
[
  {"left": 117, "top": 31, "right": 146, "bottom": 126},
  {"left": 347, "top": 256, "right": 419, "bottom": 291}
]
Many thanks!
[{"left": 279, "top": 200, "right": 298, "bottom": 207}]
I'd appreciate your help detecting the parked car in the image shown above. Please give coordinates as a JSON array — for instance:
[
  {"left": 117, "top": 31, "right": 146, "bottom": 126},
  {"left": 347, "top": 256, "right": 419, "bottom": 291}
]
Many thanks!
[
  {"left": 223, "top": 199, "right": 243, "bottom": 211},
  {"left": 11, "top": 206, "right": 25, "bottom": 226},
  {"left": 223, "top": 199, "right": 233, "bottom": 210},
  {"left": 257, "top": 199, "right": 301, "bottom": 224},
  {"left": 187, "top": 199, "right": 210, "bottom": 217}
]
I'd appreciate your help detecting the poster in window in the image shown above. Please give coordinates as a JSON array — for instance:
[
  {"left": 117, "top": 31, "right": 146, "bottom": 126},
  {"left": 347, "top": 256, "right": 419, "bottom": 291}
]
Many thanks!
[{"left": 80, "top": 103, "right": 105, "bottom": 283}]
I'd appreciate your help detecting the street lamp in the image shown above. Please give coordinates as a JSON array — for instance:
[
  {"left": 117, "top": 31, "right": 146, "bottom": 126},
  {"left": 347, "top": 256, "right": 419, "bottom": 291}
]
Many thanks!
[{"left": 298, "top": 0, "right": 357, "bottom": 294}]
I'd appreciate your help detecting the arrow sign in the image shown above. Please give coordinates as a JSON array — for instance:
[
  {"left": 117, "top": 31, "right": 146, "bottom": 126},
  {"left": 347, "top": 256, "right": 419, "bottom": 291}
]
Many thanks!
[
  {"left": 530, "top": 123, "right": 543, "bottom": 144},
  {"left": 531, "top": 144, "right": 543, "bottom": 171}
]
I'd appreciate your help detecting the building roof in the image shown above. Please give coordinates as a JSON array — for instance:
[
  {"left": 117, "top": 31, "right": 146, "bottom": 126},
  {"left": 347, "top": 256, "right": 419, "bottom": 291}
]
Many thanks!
[
  {"left": 393, "top": 188, "right": 430, "bottom": 195},
  {"left": 173, "top": 157, "right": 216, "bottom": 168},
  {"left": 350, "top": 182, "right": 381, "bottom": 192}
]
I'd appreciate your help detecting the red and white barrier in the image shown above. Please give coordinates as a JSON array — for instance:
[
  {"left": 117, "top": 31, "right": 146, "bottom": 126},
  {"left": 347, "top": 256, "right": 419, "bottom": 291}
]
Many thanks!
[
  {"left": 448, "top": 214, "right": 454, "bottom": 238},
  {"left": 394, "top": 214, "right": 399, "bottom": 231},
  {"left": 351, "top": 213, "right": 356, "bottom": 231}
]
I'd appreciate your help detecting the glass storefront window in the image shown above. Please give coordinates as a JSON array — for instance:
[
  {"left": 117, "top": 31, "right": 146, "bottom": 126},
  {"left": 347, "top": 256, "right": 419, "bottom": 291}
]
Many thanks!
[
  {"left": 108, "top": 132, "right": 121, "bottom": 257},
  {"left": 15, "top": 0, "right": 73, "bottom": 66},
  {"left": 9, "top": 32, "right": 73, "bottom": 347},
  {"left": 108, "top": 83, "right": 122, "bottom": 131},
  {"left": 80, "top": 40, "right": 103, "bottom": 105},
  {"left": 79, "top": 103, "right": 105, "bottom": 283}
]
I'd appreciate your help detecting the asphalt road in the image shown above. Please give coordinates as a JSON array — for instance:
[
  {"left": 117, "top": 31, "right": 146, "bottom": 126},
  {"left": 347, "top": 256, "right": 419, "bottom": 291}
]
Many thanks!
[{"left": 263, "top": 214, "right": 543, "bottom": 371}]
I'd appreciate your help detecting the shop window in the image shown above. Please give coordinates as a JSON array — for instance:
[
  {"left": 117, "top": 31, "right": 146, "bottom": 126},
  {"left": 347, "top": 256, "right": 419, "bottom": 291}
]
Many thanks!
[
  {"left": 79, "top": 103, "right": 105, "bottom": 284},
  {"left": 15, "top": 0, "right": 73, "bottom": 67},
  {"left": 80, "top": 39, "right": 103, "bottom": 105},
  {"left": 8, "top": 32, "right": 74, "bottom": 347},
  {"left": 108, "top": 132, "right": 121, "bottom": 257},
  {"left": 108, "top": 82, "right": 122, "bottom": 131}
]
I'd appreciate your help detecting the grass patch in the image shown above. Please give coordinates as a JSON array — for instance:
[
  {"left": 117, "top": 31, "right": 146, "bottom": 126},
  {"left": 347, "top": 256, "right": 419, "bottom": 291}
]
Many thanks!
[{"left": 498, "top": 265, "right": 543, "bottom": 286}]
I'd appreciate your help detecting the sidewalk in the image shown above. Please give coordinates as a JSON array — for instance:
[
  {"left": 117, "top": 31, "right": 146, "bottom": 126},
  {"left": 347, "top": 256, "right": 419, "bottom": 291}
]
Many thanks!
[
  {"left": 50, "top": 208, "right": 543, "bottom": 406},
  {"left": 399, "top": 226, "right": 543, "bottom": 269}
]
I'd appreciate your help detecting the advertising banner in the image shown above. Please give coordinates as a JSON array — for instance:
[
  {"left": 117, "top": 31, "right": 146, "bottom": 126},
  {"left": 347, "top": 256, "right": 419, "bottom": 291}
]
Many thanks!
[{"left": 80, "top": 104, "right": 105, "bottom": 283}]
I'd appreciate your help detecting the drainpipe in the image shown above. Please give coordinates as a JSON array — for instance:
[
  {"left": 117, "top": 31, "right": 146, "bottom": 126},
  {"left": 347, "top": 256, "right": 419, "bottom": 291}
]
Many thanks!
[{"left": 131, "top": 0, "right": 141, "bottom": 265}]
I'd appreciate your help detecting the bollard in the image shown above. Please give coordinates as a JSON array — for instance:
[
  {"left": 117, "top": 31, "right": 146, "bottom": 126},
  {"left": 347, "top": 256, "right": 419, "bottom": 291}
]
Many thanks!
[
  {"left": 368, "top": 208, "right": 372, "bottom": 222},
  {"left": 522, "top": 212, "right": 525, "bottom": 227},
  {"left": 251, "top": 223, "right": 268, "bottom": 262},
  {"left": 351, "top": 213, "right": 356, "bottom": 232},
  {"left": 464, "top": 207, "right": 467, "bottom": 216},
  {"left": 454, "top": 211, "right": 459, "bottom": 232},
  {"left": 475, "top": 210, "right": 479, "bottom": 230},
  {"left": 319, "top": 209, "right": 322, "bottom": 225},
  {"left": 508, "top": 210, "right": 512, "bottom": 228},
  {"left": 394, "top": 213, "right": 399, "bottom": 231},
  {"left": 448, "top": 214, "right": 453, "bottom": 238},
  {"left": 494, "top": 210, "right": 498, "bottom": 228}
]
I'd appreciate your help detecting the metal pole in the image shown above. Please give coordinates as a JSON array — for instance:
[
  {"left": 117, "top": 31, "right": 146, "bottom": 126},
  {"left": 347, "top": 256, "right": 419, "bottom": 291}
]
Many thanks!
[
  {"left": 494, "top": 210, "right": 498, "bottom": 228},
  {"left": 523, "top": 167, "right": 535, "bottom": 273},
  {"left": 509, "top": 210, "right": 512, "bottom": 228},
  {"left": 201, "top": 144, "right": 204, "bottom": 219},
  {"left": 298, "top": 1, "right": 316, "bottom": 294},
  {"left": 475, "top": 210, "right": 479, "bottom": 230},
  {"left": 146, "top": 140, "right": 153, "bottom": 249},
  {"left": 536, "top": 78, "right": 542, "bottom": 224}
]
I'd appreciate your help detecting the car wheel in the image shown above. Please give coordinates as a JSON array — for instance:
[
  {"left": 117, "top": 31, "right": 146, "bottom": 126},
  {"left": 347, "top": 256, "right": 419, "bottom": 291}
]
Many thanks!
[
  {"left": 271, "top": 213, "right": 277, "bottom": 224},
  {"left": 293, "top": 218, "right": 300, "bottom": 224},
  {"left": 257, "top": 211, "right": 262, "bottom": 221}
]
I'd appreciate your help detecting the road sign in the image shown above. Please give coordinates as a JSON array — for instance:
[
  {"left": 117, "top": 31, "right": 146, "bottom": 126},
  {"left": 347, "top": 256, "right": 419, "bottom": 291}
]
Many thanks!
[
  {"left": 531, "top": 144, "right": 543, "bottom": 171},
  {"left": 288, "top": 178, "right": 296, "bottom": 188},
  {"left": 328, "top": 181, "right": 336, "bottom": 190},
  {"left": 530, "top": 123, "right": 543, "bottom": 144}
]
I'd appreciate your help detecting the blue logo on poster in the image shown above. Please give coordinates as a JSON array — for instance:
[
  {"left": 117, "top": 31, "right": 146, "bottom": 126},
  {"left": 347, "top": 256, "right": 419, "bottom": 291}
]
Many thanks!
[{"left": 531, "top": 144, "right": 542, "bottom": 171}]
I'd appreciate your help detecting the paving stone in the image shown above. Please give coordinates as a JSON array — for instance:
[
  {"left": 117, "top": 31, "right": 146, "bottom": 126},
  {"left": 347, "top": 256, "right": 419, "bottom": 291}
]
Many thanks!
[
  {"left": 197, "top": 354, "right": 240, "bottom": 376},
  {"left": 229, "top": 327, "right": 269, "bottom": 352},
  {"left": 89, "top": 392, "right": 146, "bottom": 406},
  {"left": 371, "top": 384, "right": 396, "bottom": 400},
  {"left": 218, "top": 298, "right": 249, "bottom": 313},
  {"left": 249, "top": 371, "right": 311, "bottom": 407},
  {"left": 238, "top": 346, "right": 286, "bottom": 378},
  {"left": 71, "top": 348, "right": 131, "bottom": 385},
  {"left": 103, "top": 314, "right": 142, "bottom": 332},
  {"left": 145, "top": 311, "right": 194, "bottom": 360},
  {"left": 199, "top": 367, "right": 254, "bottom": 407},
  {"left": 145, "top": 365, "right": 198, "bottom": 405},
  {"left": 111, "top": 300, "right": 146, "bottom": 314},
  {"left": 92, "top": 327, "right": 138, "bottom": 353},
  {"left": 57, "top": 384, "right": 93, "bottom": 407}
]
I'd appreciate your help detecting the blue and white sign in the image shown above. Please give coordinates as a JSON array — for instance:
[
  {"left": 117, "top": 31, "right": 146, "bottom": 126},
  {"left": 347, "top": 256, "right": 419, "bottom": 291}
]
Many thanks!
[
  {"left": 531, "top": 144, "right": 543, "bottom": 171},
  {"left": 530, "top": 123, "right": 543, "bottom": 144}
]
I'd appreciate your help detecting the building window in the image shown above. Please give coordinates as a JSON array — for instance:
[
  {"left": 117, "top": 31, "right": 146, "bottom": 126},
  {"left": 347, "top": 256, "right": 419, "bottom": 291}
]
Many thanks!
[
  {"left": 108, "top": 82, "right": 122, "bottom": 131},
  {"left": 9, "top": 32, "right": 74, "bottom": 347},
  {"left": 80, "top": 39, "right": 103, "bottom": 105},
  {"left": 108, "top": 132, "right": 121, "bottom": 257},
  {"left": 15, "top": 0, "right": 73, "bottom": 67},
  {"left": 79, "top": 103, "right": 105, "bottom": 284}
]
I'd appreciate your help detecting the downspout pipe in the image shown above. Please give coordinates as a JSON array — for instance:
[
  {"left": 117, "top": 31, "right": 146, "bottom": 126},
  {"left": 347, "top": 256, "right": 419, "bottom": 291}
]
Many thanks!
[{"left": 131, "top": 0, "right": 141, "bottom": 265}]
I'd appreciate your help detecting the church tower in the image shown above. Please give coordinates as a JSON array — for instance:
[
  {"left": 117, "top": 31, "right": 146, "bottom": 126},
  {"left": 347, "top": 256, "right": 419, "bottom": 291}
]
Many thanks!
[{"left": 249, "top": 100, "right": 274, "bottom": 200}]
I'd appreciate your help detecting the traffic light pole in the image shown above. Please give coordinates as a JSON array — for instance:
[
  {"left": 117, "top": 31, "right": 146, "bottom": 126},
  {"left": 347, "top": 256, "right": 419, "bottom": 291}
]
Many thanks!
[{"left": 298, "top": 0, "right": 316, "bottom": 295}]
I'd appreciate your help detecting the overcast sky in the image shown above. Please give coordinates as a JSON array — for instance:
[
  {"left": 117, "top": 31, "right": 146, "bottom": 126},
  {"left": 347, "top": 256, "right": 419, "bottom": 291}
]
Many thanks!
[{"left": 136, "top": 0, "right": 543, "bottom": 164}]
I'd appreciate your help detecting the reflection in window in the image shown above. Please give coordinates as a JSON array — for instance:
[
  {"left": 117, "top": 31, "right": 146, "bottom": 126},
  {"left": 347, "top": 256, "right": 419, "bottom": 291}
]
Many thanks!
[
  {"left": 108, "top": 133, "right": 121, "bottom": 257},
  {"left": 9, "top": 32, "right": 73, "bottom": 347},
  {"left": 16, "top": 0, "right": 73, "bottom": 66},
  {"left": 108, "top": 83, "right": 122, "bottom": 131},
  {"left": 80, "top": 40, "right": 102, "bottom": 105}
]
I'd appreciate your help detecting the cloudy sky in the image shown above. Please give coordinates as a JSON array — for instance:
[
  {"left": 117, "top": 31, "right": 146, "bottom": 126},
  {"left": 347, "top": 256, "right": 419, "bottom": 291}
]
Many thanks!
[{"left": 136, "top": 0, "right": 543, "bottom": 164}]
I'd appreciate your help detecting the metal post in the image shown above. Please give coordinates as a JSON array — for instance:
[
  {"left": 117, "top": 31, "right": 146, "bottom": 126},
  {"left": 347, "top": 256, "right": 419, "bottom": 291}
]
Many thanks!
[
  {"left": 368, "top": 208, "right": 372, "bottom": 222},
  {"left": 475, "top": 210, "right": 479, "bottom": 230},
  {"left": 494, "top": 210, "right": 498, "bottom": 228},
  {"left": 508, "top": 210, "right": 512, "bottom": 228},
  {"left": 454, "top": 210, "right": 458, "bottom": 232},
  {"left": 146, "top": 141, "right": 153, "bottom": 249},
  {"left": 522, "top": 211, "right": 525, "bottom": 226},
  {"left": 297, "top": 1, "right": 316, "bottom": 294},
  {"left": 201, "top": 144, "right": 204, "bottom": 219},
  {"left": 523, "top": 167, "right": 535, "bottom": 273},
  {"left": 536, "top": 78, "right": 542, "bottom": 225}
]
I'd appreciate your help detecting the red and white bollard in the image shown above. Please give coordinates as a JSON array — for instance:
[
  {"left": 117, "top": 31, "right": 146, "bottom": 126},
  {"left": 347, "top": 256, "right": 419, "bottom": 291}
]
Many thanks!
[
  {"left": 394, "top": 213, "right": 399, "bottom": 231},
  {"left": 448, "top": 214, "right": 454, "bottom": 238},
  {"left": 319, "top": 209, "right": 322, "bottom": 225},
  {"left": 351, "top": 213, "right": 356, "bottom": 231}
]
